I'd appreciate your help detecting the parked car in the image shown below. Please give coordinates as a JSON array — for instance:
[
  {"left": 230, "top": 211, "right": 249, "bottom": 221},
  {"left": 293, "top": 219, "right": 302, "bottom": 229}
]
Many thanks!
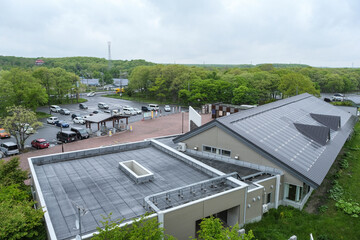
[
  {"left": 23, "top": 123, "right": 35, "bottom": 134},
  {"left": 0, "top": 128, "right": 10, "bottom": 138},
  {"left": 103, "top": 109, "right": 111, "bottom": 113},
  {"left": 332, "top": 95, "right": 344, "bottom": 102},
  {"left": 50, "top": 105, "right": 61, "bottom": 113},
  {"left": 71, "top": 113, "right": 81, "bottom": 119},
  {"left": 56, "top": 131, "right": 77, "bottom": 143},
  {"left": 164, "top": 105, "right": 171, "bottom": 112},
  {"left": 148, "top": 104, "right": 159, "bottom": 111},
  {"left": 73, "top": 117, "right": 85, "bottom": 124},
  {"left": 133, "top": 108, "right": 142, "bottom": 114},
  {"left": 59, "top": 108, "right": 71, "bottom": 115},
  {"left": 70, "top": 127, "right": 89, "bottom": 140},
  {"left": 31, "top": 138, "right": 49, "bottom": 149},
  {"left": 55, "top": 120, "right": 70, "bottom": 128},
  {"left": 98, "top": 102, "right": 109, "bottom": 109},
  {"left": 0, "top": 142, "right": 19, "bottom": 156},
  {"left": 47, "top": 117, "right": 59, "bottom": 124},
  {"left": 123, "top": 107, "right": 137, "bottom": 115},
  {"left": 87, "top": 91, "right": 96, "bottom": 97},
  {"left": 141, "top": 106, "right": 151, "bottom": 112},
  {"left": 79, "top": 103, "right": 88, "bottom": 109},
  {"left": 93, "top": 110, "right": 99, "bottom": 114}
]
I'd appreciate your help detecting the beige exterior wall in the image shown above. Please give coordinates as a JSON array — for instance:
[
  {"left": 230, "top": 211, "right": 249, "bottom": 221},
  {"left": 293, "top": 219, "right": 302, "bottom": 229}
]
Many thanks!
[
  {"left": 163, "top": 187, "right": 246, "bottom": 239},
  {"left": 255, "top": 177, "right": 276, "bottom": 205},
  {"left": 245, "top": 187, "right": 263, "bottom": 223},
  {"left": 184, "top": 126, "right": 304, "bottom": 187}
]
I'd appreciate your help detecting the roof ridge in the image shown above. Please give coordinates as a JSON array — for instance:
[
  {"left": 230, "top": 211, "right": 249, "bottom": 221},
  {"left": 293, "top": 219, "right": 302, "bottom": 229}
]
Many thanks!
[{"left": 229, "top": 94, "right": 312, "bottom": 124}]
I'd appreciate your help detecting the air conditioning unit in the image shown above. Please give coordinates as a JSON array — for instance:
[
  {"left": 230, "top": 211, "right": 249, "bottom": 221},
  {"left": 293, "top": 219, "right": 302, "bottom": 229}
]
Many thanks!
[
  {"left": 262, "top": 204, "right": 269, "bottom": 213},
  {"left": 177, "top": 143, "right": 186, "bottom": 152}
]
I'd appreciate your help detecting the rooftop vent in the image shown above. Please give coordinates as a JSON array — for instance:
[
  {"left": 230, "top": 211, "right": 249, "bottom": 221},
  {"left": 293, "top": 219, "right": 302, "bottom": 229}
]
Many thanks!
[
  {"left": 119, "top": 160, "right": 154, "bottom": 184},
  {"left": 310, "top": 113, "right": 341, "bottom": 130},
  {"left": 294, "top": 123, "right": 330, "bottom": 145}
]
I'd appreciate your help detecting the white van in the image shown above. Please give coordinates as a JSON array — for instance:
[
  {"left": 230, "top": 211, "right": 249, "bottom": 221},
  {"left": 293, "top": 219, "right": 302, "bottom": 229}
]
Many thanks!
[
  {"left": 50, "top": 105, "right": 61, "bottom": 113},
  {"left": 123, "top": 107, "right": 137, "bottom": 116},
  {"left": 148, "top": 104, "right": 159, "bottom": 111}
]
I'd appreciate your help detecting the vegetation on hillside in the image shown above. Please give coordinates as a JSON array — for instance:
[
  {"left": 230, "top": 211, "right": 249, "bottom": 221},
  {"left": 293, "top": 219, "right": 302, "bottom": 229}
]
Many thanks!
[
  {"left": 0, "top": 55, "right": 155, "bottom": 79},
  {"left": 127, "top": 64, "right": 360, "bottom": 105}
]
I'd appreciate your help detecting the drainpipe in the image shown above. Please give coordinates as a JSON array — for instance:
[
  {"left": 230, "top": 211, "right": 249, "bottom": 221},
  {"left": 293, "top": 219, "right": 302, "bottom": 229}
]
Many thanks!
[
  {"left": 158, "top": 211, "right": 164, "bottom": 229},
  {"left": 275, "top": 175, "right": 281, "bottom": 209},
  {"left": 243, "top": 186, "right": 248, "bottom": 225}
]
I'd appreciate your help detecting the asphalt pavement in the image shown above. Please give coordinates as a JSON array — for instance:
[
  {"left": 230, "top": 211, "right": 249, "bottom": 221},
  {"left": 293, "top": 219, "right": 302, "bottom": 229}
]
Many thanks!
[{"left": 0, "top": 92, "right": 188, "bottom": 157}]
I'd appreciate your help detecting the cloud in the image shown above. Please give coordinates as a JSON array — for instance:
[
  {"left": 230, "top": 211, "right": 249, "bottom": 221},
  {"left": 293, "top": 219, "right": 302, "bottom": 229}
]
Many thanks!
[{"left": 0, "top": 0, "right": 359, "bottom": 67}]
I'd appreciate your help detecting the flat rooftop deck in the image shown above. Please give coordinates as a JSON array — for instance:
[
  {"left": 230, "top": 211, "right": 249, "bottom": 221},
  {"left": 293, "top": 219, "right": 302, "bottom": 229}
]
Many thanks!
[{"left": 33, "top": 145, "right": 214, "bottom": 240}]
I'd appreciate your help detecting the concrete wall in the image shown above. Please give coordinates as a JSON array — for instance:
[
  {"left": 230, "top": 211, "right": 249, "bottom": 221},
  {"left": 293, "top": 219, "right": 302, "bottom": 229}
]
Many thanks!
[
  {"left": 183, "top": 126, "right": 304, "bottom": 187},
  {"left": 255, "top": 176, "right": 278, "bottom": 208},
  {"left": 245, "top": 186, "right": 263, "bottom": 223},
  {"left": 163, "top": 187, "right": 246, "bottom": 239}
]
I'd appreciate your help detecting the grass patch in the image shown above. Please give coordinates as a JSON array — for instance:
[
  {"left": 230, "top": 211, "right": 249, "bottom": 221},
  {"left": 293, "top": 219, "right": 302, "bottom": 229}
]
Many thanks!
[
  {"left": 60, "top": 97, "right": 87, "bottom": 104},
  {"left": 245, "top": 122, "right": 360, "bottom": 239},
  {"left": 36, "top": 112, "right": 51, "bottom": 119}
]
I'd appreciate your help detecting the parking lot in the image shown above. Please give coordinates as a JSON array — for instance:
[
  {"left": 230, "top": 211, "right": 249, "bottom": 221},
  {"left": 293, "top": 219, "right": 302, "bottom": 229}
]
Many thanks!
[{"left": 0, "top": 92, "right": 183, "bottom": 149}]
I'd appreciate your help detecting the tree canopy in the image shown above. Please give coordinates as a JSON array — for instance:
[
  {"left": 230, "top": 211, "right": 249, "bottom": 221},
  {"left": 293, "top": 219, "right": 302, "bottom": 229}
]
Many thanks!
[
  {"left": 1, "top": 106, "right": 42, "bottom": 151},
  {"left": 0, "top": 157, "right": 44, "bottom": 240}
]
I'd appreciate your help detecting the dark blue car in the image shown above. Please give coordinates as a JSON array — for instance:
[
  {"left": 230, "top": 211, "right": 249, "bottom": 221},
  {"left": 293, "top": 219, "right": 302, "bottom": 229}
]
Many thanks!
[{"left": 55, "top": 120, "right": 70, "bottom": 128}]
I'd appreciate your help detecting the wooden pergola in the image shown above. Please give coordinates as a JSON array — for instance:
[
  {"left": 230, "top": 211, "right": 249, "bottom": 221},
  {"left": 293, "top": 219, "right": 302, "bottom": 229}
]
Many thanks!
[{"left": 84, "top": 113, "right": 129, "bottom": 131}]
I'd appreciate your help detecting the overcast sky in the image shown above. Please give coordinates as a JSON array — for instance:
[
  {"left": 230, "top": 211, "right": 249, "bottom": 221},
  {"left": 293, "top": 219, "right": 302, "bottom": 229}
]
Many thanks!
[{"left": 1, "top": 0, "right": 359, "bottom": 67}]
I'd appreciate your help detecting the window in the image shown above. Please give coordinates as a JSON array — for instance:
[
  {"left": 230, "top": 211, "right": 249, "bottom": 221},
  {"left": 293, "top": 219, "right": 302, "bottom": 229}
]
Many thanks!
[
  {"left": 203, "top": 145, "right": 231, "bottom": 157},
  {"left": 284, "top": 183, "right": 303, "bottom": 202},
  {"left": 221, "top": 149, "right": 231, "bottom": 157},
  {"left": 203, "top": 146, "right": 212, "bottom": 152},
  {"left": 266, "top": 193, "right": 272, "bottom": 204}
]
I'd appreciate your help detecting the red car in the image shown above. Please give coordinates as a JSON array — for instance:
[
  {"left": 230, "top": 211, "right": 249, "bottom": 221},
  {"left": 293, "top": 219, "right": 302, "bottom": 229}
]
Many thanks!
[{"left": 31, "top": 139, "right": 50, "bottom": 149}]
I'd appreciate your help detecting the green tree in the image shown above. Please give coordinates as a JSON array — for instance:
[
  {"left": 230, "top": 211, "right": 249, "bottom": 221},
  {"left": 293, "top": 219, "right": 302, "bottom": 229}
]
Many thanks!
[
  {"left": 92, "top": 213, "right": 175, "bottom": 240},
  {"left": 232, "top": 85, "right": 259, "bottom": 105},
  {"left": 0, "top": 68, "right": 48, "bottom": 112},
  {"left": 0, "top": 157, "right": 44, "bottom": 240},
  {"left": 279, "top": 73, "right": 320, "bottom": 97},
  {"left": 193, "top": 216, "right": 256, "bottom": 240},
  {"left": 0, "top": 157, "right": 27, "bottom": 188},
  {"left": 1, "top": 106, "right": 42, "bottom": 151}
]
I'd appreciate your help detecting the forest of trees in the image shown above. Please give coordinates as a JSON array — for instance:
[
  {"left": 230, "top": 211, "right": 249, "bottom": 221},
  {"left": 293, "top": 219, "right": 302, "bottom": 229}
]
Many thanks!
[
  {"left": 127, "top": 63, "right": 360, "bottom": 106},
  {"left": 1, "top": 56, "right": 360, "bottom": 111},
  {"left": 0, "top": 56, "right": 155, "bottom": 81}
]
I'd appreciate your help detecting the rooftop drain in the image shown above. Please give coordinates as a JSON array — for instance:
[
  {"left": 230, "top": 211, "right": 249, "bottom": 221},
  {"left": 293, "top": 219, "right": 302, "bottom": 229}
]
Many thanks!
[{"left": 119, "top": 160, "right": 154, "bottom": 184}]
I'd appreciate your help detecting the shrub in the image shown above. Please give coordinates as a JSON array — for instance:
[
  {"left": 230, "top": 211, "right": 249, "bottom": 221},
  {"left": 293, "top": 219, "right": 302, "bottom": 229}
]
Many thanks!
[{"left": 318, "top": 205, "right": 328, "bottom": 214}]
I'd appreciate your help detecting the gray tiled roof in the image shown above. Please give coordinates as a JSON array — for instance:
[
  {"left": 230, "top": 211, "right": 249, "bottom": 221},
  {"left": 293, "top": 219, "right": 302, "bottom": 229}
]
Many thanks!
[
  {"left": 33, "top": 146, "right": 213, "bottom": 240},
  {"left": 175, "top": 93, "right": 357, "bottom": 188}
]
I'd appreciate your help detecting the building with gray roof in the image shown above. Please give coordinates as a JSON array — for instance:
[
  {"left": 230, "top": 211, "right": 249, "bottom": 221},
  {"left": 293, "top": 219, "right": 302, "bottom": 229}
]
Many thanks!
[
  {"left": 174, "top": 93, "right": 357, "bottom": 209},
  {"left": 31, "top": 139, "right": 269, "bottom": 240},
  {"left": 29, "top": 93, "right": 356, "bottom": 239}
]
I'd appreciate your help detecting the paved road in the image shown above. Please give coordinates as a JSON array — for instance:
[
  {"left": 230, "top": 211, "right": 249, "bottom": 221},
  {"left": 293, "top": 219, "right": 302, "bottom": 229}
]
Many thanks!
[{"left": 0, "top": 92, "right": 184, "bottom": 148}]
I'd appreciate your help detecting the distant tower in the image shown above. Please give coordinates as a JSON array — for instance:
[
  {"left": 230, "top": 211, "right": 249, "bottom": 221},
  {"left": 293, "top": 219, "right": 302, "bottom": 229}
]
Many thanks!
[{"left": 108, "top": 41, "right": 112, "bottom": 70}]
